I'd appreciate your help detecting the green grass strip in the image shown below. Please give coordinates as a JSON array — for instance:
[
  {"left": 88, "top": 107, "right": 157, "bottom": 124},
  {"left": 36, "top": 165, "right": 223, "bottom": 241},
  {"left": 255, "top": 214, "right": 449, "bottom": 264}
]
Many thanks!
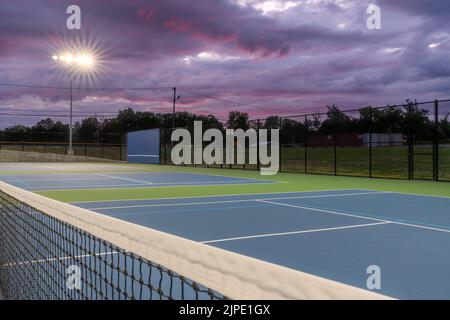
[{"left": 35, "top": 165, "right": 450, "bottom": 202}]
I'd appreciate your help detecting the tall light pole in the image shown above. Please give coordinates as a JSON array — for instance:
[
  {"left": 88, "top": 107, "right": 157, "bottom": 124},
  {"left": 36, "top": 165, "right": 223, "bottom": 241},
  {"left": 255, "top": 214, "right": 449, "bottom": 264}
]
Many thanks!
[
  {"left": 53, "top": 52, "right": 95, "bottom": 155},
  {"left": 69, "top": 79, "right": 73, "bottom": 154}
]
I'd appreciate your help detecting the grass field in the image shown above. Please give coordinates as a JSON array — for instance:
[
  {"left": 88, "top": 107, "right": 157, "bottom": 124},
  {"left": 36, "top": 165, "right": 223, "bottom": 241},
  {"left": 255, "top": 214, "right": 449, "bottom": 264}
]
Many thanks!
[
  {"left": 34, "top": 163, "right": 450, "bottom": 203},
  {"left": 0, "top": 143, "right": 126, "bottom": 161},
  {"left": 161, "top": 144, "right": 450, "bottom": 181},
  {"left": 3, "top": 142, "right": 449, "bottom": 180},
  {"left": 281, "top": 145, "right": 450, "bottom": 180}
]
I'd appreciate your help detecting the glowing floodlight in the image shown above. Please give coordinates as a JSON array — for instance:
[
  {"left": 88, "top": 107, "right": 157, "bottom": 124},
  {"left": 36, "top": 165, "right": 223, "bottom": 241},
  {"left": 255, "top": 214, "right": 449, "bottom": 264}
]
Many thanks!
[
  {"left": 76, "top": 54, "right": 95, "bottom": 67},
  {"left": 54, "top": 52, "right": 96, "bottom": 69}
]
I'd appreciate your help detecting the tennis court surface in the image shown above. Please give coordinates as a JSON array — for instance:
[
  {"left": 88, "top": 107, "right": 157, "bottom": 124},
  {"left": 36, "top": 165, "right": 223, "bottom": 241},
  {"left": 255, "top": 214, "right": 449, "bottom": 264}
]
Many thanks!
[
  {"left": 1, "top": 163, "right": 450, "bottom": 300},
  {"left": 0, "top": 172, "right": 274, "bottom": 191},
  {"left": 73, "top": 189, "right": 450, "bottom": 299}
]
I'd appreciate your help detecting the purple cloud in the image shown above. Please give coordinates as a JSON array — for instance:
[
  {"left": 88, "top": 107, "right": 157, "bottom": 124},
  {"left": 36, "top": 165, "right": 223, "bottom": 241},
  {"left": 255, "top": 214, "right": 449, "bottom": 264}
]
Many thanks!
[{"left": 0, "top": 0, "right": 449, "bottom": 128}]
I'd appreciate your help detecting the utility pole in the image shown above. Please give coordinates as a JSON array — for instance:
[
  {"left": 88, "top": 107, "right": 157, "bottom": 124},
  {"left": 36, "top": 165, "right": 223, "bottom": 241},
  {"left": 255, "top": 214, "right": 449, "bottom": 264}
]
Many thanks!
[{"left": 172, "top": 87, "right": 177, "bottom": 129}]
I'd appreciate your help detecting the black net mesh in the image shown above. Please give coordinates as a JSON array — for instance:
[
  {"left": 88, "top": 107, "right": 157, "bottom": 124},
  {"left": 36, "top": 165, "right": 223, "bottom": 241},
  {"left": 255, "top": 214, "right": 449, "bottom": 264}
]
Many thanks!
[{"left": 0, "top": 190, "right": 225, "bottom": 300}]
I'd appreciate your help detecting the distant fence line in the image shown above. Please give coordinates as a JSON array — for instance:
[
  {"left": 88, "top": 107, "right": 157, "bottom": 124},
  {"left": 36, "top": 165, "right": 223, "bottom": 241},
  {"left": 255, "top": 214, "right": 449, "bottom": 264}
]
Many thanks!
[
  {"left": 160, "top": 99, "right": 450, "bottom": 182},
  {"left": 1, "top": 98, "right": 449, "bottom": 182},
  {"left": 0, "top": 141, "right": 126, "bottom": 162}
]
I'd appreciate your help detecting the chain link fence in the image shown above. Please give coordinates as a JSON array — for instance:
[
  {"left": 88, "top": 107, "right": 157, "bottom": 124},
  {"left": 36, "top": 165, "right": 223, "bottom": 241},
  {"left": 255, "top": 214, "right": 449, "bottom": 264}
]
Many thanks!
[{"left": 160, "top": 99, "right": 450, "bottom": 182}]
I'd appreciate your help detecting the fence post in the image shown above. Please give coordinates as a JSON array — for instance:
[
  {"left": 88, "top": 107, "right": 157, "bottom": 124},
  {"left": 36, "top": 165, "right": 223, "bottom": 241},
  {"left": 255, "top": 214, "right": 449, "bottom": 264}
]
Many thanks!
[
  {"left": 408, "top": 104, "right": 414, "bottom": 180},
  {"left": 434, "top": 100, "right": 439, "bottom": 181},
  {"left": 257, "top": 119, "right": 260, "bottom": 171},
  {"left": 101, "top": 144, "right": 104, "bottom": 159},
  {"left": 334, "top": 121, "right": 337, "bottom": 176},
  {"left": 278, "top": 117, "right": 282, "bottom": 172},
  {"left": 304, "top": 115, "right": 308, "bottom": 174},
  {"left": 369, "top": 107, "right": 373, "bottom": 178},
  {"left": 85, "top": 144, "right": 87, "bottom": 157},
  {"left": 164, "top": 130, "right": 168, "bottom": 165},
  {"left": 119, "top": 134, "right": 123, "bottom": 161}
]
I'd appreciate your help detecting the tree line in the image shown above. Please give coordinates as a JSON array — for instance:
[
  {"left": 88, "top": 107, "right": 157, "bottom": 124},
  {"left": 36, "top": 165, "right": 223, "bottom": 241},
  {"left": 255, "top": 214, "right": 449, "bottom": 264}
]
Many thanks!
[{"left": 1, "top": 101, "right": 449, "bottom": 144}]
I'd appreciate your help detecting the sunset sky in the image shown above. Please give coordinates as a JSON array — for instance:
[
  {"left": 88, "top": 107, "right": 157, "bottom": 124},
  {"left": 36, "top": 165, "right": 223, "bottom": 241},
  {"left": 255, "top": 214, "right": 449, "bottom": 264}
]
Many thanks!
[{"left": 0, "top": 0, "right": 449, "bottom": 128}]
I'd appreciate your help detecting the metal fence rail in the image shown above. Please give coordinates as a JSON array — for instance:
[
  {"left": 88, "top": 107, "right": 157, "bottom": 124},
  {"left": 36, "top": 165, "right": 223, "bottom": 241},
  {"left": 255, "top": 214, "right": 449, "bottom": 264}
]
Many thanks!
[
  {"left": 160, "top": 99, "right": 450, "bottom": 182},
  {"left": 0, "top": 141, "right": 126, "bottom": 161}
]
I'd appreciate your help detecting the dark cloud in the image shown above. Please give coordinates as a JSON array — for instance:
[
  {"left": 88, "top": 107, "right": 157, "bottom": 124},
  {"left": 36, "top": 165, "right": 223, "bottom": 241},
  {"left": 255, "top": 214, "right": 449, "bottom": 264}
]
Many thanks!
[{"left": 0, "top": 0, "right": 449, "bottom": 127}]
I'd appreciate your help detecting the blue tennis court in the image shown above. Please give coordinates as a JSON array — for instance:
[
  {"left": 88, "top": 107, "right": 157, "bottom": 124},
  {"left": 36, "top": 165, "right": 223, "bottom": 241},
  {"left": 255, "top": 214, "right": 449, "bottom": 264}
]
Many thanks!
[
  {"left": 72, "top": 189, "right": 450, "bottom": 299},
  {"left": 0, "top": 172, "right": 274, "bottom": 190}
]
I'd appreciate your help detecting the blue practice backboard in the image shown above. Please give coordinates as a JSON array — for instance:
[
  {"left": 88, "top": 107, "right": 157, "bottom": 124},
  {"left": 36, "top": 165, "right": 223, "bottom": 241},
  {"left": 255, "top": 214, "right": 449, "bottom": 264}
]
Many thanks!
[{"left": 127, "top": 129, "right": 160, "bottom": 164}]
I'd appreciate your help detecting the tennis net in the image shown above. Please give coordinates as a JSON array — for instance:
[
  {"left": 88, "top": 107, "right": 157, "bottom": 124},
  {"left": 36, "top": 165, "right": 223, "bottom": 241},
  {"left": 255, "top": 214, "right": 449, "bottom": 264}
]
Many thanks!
[{"left": 0, "top": 181, "right": 391, "bottom": 300}]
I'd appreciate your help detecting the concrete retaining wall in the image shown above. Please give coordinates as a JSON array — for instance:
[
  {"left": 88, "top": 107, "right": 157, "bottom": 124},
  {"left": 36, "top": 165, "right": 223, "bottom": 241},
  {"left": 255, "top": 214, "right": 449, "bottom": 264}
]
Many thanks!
[{"left": 0, "top": 150, "right": 121, "bottom": 163}]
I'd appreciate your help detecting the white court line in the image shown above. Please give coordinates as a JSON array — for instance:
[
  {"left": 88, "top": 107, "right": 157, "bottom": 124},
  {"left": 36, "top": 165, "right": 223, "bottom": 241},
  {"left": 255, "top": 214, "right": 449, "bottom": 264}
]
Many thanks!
[
  {"left": 0, "top": 251, "right": 118, "bottom": 268},
  {"left": 88, "top": 191, "right": 388, "bottom": 210},
  {"left": 92, "top": 174, "right": 270, "bottom": 187},
  {"left": 258, "top": 199, "right": 450, "bottom": 235},
  {"left": 162, "top": 170, "right": 276, "bottom": 183},
  {"left": 93, "top": 173, "right": 155, "bottom": 185},
  {"left": 43, "top": 166, "right": 65, "bottom": 171},
  {"left": 201, "top": 222, "right": 392, "bottom": 244},
  {"left": 13, "top": 179, "right": 30, "bottom": 187},
  {"left": 28, "top": 184, "right": 153, "bottom": 190},
  {"left": 32, "top": 181, "right": 281, "bottom": 191},
  {"left": 128, "top": 154, "right": 159, "bottom": 158},
  {"left": 387, "top": 191, "right": 450, "bottom": 200},
  {"left": 7, "top": 177, "right": 114, "bottom": 182},
  {"left": 257, "top": 199, "right": 388, "bottom": 222},
  {"left": 70, "top": 189, "right": 374, "bottom": 204},
  {"left": 123, "top": 179, "right": 275, "bottom": 186}
]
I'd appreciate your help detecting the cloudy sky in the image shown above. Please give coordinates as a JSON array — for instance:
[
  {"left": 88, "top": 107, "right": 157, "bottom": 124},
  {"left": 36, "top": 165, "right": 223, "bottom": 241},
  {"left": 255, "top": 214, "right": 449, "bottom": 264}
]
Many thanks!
[{"left": 0, "top": 0, "right": 449, "bottom": 128}]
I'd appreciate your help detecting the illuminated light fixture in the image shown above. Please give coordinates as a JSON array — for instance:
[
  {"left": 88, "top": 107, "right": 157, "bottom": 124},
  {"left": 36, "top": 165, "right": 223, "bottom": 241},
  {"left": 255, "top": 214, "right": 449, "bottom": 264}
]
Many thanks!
[
  {"left": 66, "top": 54, "right": 74, "bottom": 63},
  {"left": 76, "top": 54, "right": 95, "bottom": 67},
  {"left": 54, "top": 52, "right": 95, "bottom": 68}
]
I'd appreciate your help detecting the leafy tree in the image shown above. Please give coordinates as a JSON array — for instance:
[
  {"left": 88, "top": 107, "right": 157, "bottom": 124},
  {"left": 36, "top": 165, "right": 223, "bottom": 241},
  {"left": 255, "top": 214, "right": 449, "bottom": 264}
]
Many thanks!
[
  {"left": 439, "top": 114, "right": 450, "bottom": 138},
  {"left": 76, "top": 117, "right": 101, "bottom": 143},
  {"left": 402, "top": 101, "right": 432, "bottom": 137},
  {"left": 280, "top": 119, "right": 307, "bottom": 144},
  {"left": 320, "top": 105, "right": 356, "bottom": 134},
  {"left": 264, "top": 116, "right": 280, "bottom": 129},
  {"left": 227, "top": 111, "right": 249, "bottom": 130}
]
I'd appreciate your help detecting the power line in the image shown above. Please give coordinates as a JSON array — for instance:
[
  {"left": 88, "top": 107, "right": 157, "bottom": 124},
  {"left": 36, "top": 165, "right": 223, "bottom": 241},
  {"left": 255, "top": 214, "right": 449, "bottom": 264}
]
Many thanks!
[
  {"left": 0, "top": 108, "right": 117, "bottom": 115},
  {"left": 0, "top": 83, "right": 172, "bottom": 91},
  {"left": 0, "top": 113, "right": 117, "bottom": 118}
]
